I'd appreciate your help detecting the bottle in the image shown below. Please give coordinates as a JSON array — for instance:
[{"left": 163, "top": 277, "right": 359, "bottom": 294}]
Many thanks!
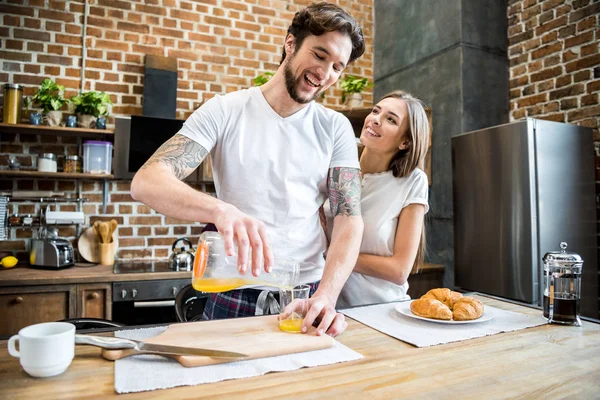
[{"left": 192, "top": 231, "right": 299, "bottom": 293}]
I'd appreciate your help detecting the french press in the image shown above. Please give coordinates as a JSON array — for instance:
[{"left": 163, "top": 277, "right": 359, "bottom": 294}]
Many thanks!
[{"left": 542, "top": 242, "right": 583, "bottom": 326}]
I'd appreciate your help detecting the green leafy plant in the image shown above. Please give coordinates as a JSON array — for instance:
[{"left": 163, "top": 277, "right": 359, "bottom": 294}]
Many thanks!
[
  {"left": 252, "top": 71, "right": 274, "bottom": 86},
  {"left": 71, "top": 91, "right": 113, "bottom": 117},
  {"left": 339, "top": 75, "right": 372, "bottom": 103},
  {"left": 30, "top": 79, "right": 69, "bottom": 113}
]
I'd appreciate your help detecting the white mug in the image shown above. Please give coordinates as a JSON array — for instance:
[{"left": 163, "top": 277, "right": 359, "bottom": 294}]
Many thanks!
[{"left": 8, "top": 322, "right": 75, "bottom": 378}]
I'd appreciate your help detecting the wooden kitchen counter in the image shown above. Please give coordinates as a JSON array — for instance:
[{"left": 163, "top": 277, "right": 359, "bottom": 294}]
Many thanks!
[
  {"left": 1, "top": 295, "right": 598, "bottom": 399},
  {"left": 0, "top": 263, "right": 191, "bottom": 287}
]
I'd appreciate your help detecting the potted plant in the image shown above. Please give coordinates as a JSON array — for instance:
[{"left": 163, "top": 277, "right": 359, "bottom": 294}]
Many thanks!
[
  {"left": 71, "top": 91, "right": 112, "bottom": 129},
  {"left": 29, "top": 79, "right": 69, "bottom": 126},
  {"left": 339, "top": 75, "right": 372, "bottom": 108},
  {"left": 252, "top": 71, "right": 274, "bottom": 86}
]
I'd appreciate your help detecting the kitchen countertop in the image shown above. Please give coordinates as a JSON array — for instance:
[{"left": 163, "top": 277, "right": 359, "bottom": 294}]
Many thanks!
[
  {"left": 0, "top": 263, "right": 192, "bottom": 287},
  {"left": 0, "top": 262, "right": 444, "bottom": 287},
  {"left": 1, "top": 294, "right": 598, "bottom": 398}
]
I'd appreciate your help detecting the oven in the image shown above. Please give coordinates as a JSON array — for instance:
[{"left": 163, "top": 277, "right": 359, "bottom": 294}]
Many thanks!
[
  {"left": 112, "top": 279, "right": 190, "bottom": 326},
  {"left": 111, "top": 261, "right": 192, "bottom": 326}
]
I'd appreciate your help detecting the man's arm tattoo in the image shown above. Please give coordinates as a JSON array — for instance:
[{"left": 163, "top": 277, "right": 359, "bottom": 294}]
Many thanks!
[
  {"left": 327, "top": 167, "right": 361, "bottom": 216},
  {"left": 140, "top": 134, "right": 208, "bottom": 180}
]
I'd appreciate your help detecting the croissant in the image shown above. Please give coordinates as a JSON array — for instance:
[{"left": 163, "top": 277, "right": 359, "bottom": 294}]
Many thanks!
[
  {"left": 410, "top": 289, "right": 484, "bottom": 321},
  {"left": 410, "top": 298, "right": 453, "bottom": 320},
  {"left": 422, "top": 288, "right": 463, "bottom": 308},
  {"left": 452, "top": 297, "right": 484, "bottom": 321}
]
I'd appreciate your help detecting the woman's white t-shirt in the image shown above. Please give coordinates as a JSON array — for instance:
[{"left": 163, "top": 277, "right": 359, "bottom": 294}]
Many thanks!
[
  {"left": 325, "top": 168, "right": 429, "bottom": 308},
  {"left": 178, "top": 87, "right": 360, "bottom": 285}
]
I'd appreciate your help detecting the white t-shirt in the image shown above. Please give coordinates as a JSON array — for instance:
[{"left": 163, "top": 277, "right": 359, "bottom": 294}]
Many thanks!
[
  {"left": 325, "top": 168, "right": 429, "bottom": 308},
  {"left": 178, "top": 87, "right": 360, "bottom": 284}
]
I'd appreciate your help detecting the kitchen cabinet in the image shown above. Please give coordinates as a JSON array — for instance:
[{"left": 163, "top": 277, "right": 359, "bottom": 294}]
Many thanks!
[
  {"left": 0, "top": 282, "right": 112, "bottom": 336},
  {"left": 77, "top": 283, "right": 112, "bottom": 320},
  {"left": 407, "top": 263, "right": 445, "bottom": 298},
  {"left": 0, "top": 284, "right": 77, "bottom": 337}
]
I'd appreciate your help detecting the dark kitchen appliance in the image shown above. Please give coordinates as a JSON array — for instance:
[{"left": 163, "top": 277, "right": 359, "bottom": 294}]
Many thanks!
[
  {"left": 29, "top": 238, "right": 75, "bottom": 269},
  {"left": 113, "top": 115, "right": 185, "bottom": 180},
  {"left": 452, "top": 119, "right": 598, "bottom": 319},
  {"left": 110, "top": 260, "right": 205, "bottom": 326}
]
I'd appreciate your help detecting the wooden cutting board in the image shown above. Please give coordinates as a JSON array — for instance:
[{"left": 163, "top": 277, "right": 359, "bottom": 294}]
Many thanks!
[{"left": 102, "top": 315, "right": 334, "bottom": 367}]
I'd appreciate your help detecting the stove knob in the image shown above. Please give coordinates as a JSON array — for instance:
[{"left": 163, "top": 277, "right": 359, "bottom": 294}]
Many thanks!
[
  {"left": 172, "top": 287, "right": 177, "bottom": 296},
  {"left": 132, "top": 289, "right": 137, "bottom": 298},
  {"left": 121, "top": 290, "right": 127, "bottom": 299}
]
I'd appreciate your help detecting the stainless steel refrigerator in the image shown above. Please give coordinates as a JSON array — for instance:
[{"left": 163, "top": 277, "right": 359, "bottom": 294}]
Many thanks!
[{"left": 452, "top": 119, "right": 598, "bottom": 318}]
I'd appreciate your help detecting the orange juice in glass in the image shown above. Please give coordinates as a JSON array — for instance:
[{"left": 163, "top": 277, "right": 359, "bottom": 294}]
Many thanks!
[{"left": 279, "top": 285, "right": 310, "bottom": 333}]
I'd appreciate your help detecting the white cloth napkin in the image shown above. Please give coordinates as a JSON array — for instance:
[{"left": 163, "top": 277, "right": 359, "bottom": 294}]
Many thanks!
[
  {"left": 341, "top": 301, "right": 546, "bottom": 348},
  {"left": 113, "top": 326, "right": 363, "bottom": 394}
]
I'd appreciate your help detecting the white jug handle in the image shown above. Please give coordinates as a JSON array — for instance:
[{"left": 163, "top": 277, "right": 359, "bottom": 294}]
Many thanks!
[{"left": 8, "top": 335, "right": 20, "bottom": 358}]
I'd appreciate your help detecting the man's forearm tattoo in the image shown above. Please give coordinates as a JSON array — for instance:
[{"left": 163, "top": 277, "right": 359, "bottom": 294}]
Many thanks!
[
  {"left": 328, "top": 167, "right": 361, "bottom": 216},
  {"left": 140, "top": 134, "right": 208, "bottom": 180}
]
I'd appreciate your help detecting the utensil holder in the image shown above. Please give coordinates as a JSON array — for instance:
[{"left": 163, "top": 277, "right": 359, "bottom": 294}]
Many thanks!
[{"left": 98, "top": 242, "right": 115, "bottom": 266}]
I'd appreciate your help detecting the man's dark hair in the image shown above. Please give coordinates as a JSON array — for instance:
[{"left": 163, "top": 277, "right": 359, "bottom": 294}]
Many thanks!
[{"left": 280, "top": 2, "right": 365, "bottom": 65}]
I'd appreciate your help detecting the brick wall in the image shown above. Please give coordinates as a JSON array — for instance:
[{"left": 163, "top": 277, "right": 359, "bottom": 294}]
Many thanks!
[
  {"left": 507, "top": 0, "right": 599, "bottom": 311},
  {"left": 0, "top": 0, "right": 374, "bottom": 262}
]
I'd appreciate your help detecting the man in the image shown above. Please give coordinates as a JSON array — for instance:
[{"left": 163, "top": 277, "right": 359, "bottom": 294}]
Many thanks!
[{"left": 131, "top": 2, "right": 365, "bottom": 337}]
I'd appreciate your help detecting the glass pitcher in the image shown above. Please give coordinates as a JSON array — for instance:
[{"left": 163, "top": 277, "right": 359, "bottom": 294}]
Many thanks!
[
  {"left": 192, "top": 231, "right": 299, "bottom": 293},
  {"left": 542, "top": 242, "right": 583, "bottom": 326}
]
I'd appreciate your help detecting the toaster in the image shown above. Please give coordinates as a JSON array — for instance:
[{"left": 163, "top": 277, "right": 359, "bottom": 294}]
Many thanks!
[{"left": 29, "top": 238, "right": 75, "bottom": 269}]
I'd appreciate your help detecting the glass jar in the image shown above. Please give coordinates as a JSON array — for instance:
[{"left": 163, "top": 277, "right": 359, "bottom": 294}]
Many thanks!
[
  {"left": 192, "top": 231, "right": 299, "bottom": 293},
  {"left": 3, "top": 83, "right": 23, "bottom": 124},
  {"left": 542, "top": 242, "right": 583, "bottom": 326},
  {"left": 38, "top": 153, "right": 57, "bottom": 173},
  {"left": 64, "top": 155, "right": 80, "bottom": 173}
]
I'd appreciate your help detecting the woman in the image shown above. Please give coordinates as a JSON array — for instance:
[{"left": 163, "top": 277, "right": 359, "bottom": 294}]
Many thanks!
[{"left": 325, "top": 90, "right": 430, "bottom": 308}]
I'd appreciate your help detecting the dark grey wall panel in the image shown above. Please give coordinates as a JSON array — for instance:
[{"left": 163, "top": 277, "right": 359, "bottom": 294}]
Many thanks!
[
  {"left": 374, "top": 0, "right": 461, "bottom": 80},
  {"left": 461, "top": 0, "right": 509, "bottom": 52},
  {"left": 462, "top": 47, "right": 509, "bottom": 133}
]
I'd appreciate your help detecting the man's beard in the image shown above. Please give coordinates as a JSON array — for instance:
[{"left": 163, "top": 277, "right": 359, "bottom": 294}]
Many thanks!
[{"left": 283, "top": 58, "right": 324, "bottom": 104}]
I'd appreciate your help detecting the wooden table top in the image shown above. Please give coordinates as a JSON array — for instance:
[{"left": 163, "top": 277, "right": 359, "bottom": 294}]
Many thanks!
[
  {"left": 1, "top": 295, "right": 598, "bottom": 399},
  {"left": 0, "top": 263, "right": 192, "bottom": 287}
]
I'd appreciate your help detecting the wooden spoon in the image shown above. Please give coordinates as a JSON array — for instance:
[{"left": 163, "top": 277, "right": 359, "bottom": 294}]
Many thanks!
[
  {"left": 93, "top": 221, "right": 103, "bottom": 243},
  {"left": 109, "top": 219, "right": 118, "bottom": 243},
  {"left": 99, "top": 222, "right": 110, "bottom": 244}
]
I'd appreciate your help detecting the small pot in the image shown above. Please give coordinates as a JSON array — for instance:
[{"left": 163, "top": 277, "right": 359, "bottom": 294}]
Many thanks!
[
  {"left": 29, "top": 112, "right": 42, "bottom": 125},
  {"left": 344, "top": 93, "right": 363, "bottom": 108},
  {"left": 44, "top": 110, "right": 63, "bottom": 126},
  {"left": 95, "top": 116, "right": 107, "bottom": 130},
  {"left": 77, "top": 114, "right": 96, "bottom": 129}
]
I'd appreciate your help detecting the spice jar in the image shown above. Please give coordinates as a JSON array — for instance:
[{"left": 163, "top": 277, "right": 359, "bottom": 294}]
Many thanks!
[
  {"left": 9, "top": 214, "right": 21, "bottom": 226},
  {"left": 38, "top": 153, "right": 57, "bottom": 173},
  {"left": 64, "top": 155, "right": 80, "bottom": 173}
]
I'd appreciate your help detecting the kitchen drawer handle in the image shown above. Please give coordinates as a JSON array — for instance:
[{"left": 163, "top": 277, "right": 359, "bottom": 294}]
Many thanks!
[{"left": 14, "top": 296, "right": 23, "bottom": 304}]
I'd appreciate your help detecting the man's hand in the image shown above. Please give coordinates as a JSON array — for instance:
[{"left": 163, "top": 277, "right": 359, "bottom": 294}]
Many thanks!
[
  {"left": 213, "top": 203, "right": 274, "bottom": 276},
  {"left": 301, "top": 293, "right": 348, "bottom": 337}
]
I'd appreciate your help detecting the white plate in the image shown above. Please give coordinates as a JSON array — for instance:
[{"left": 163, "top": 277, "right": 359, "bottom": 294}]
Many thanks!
[{"left": 395, "top": 300, "right": 494, "bottom": 324}]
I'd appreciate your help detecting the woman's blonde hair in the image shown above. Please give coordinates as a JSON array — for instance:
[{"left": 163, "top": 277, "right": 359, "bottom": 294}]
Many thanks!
[{"left": 379, "top": 90, "right": 430, "bottom": 273}]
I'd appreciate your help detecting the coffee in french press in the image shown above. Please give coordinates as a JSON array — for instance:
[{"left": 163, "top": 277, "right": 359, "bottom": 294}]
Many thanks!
[{"left": 542, "top": 242, "right": 583, "bottom": 326}]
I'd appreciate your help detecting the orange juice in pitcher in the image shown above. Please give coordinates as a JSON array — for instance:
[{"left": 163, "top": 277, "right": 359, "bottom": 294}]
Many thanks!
[{"left": 192, "top": 231, "right": 299, "bottom": 293}]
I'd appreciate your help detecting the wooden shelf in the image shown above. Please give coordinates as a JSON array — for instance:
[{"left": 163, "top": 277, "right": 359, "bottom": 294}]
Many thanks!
[
  {"left": 0, "top": 123, "right": 114, "bottom": 139},
  {"left": 0, "top": 170, "right": 113, "bottom": 180}
]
